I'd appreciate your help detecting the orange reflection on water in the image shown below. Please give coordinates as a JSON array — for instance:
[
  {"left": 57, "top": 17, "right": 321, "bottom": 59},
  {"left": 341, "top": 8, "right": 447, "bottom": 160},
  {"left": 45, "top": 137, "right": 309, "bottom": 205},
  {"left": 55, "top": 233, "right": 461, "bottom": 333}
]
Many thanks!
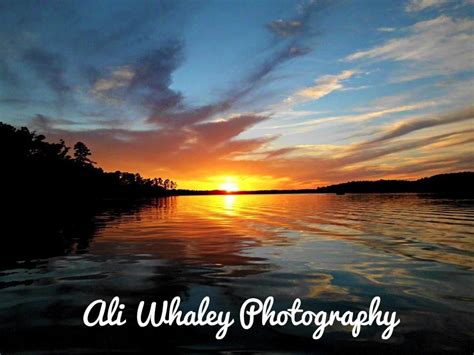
[
  {"left": 93, "top": 195, "right": 474, "bottom": 266},
  {"left": 90, "top": 194, "right": 474, "bottom": 294}
]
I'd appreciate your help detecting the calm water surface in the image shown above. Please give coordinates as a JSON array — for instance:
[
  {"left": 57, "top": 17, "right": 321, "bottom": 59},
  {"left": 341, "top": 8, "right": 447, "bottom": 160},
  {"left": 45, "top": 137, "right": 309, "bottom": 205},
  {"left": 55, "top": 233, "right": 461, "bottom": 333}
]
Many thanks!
[{"left": 1, "top": 194, "right": 473, "bottom": 353}]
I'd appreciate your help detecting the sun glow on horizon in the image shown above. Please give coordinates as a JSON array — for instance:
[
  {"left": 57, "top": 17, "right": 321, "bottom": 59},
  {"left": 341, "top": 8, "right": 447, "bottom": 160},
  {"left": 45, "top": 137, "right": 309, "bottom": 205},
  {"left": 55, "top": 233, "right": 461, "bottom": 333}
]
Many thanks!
[
  {"left": 220, "top": 182, "right": 239, "bottom": 192},
  {"left": 175, "top": 174, "right": 293, "bottom": 191},
  {"left": 219, "top": 177, "right": 239, "bottom": 192}
]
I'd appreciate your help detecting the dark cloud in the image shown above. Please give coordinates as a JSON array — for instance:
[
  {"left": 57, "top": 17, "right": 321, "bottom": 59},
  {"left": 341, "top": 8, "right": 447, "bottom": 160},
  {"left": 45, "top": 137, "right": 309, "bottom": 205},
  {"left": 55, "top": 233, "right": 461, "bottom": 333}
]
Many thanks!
[
  {"left": 267, "top": 0, "right": 323, "bottom": 38},
  {"left": 0, "top": 97, "right": 30, "bottom": 107},
  {"left": 0, "top": 58, "right": 20, "bottom": 88},
  {"left": 149, "top": 102, "right": 232, "bottom": 127},
  {"left": 267, "top": 20, "right": 304, "bottom": 38},
  {"left": 31, "top": 113, "right": 127, "bottom": 130},
  {"left": 31, "top": 114, "right": 83, "bottom": 130},
  {"left": 265, "top": 147, "right": 299, "bottom": 158},
  {"left": 22, "top": 48, "right": 70, "bottom": 97},
  {"left": 4, "top": 0, "right": 323, "bottom": 134},
  {"left": 144, "top": 41, "right": 311, "bottom": 128},
  {"left": 144, "top": 1, "right": 323, "bottom": 128},
  {"left": 122, "top": 41, "right": 236, "bottom": 128},
  {"left": 130, "top": 41, "right": 184, "bottom": 111},
  {"left": 226, "top": 1, "right": 323, "bottom": 105},
  {"left": 192, "top": 114, "right": 269, "bottom": 145},
  {"left": 0, "top": 1, "right": 189, "bottom": 114},
  {"left": 238, "top": 45, "right": 311, "bottom": 100},
  {"left": 72, "top": 0, "right": 185, "bottom": 55}
]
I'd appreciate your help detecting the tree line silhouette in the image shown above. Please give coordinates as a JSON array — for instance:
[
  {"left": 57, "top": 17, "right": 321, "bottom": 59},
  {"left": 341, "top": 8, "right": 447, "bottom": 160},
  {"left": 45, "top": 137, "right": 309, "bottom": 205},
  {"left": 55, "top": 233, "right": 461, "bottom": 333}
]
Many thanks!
[
  {"left": 314, "top": 172, "right": 474, "bottom": 194},
  {"left": 0, "top": 121, "right": 177, "bottom": 201}
]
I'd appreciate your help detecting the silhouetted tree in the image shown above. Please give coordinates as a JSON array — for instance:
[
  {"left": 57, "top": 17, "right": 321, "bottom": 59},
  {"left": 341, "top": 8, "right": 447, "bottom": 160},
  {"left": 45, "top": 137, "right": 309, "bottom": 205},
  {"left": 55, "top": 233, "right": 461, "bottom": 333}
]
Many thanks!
[{"left": 73, "top": 141, "right": 94, "bottom": 165}]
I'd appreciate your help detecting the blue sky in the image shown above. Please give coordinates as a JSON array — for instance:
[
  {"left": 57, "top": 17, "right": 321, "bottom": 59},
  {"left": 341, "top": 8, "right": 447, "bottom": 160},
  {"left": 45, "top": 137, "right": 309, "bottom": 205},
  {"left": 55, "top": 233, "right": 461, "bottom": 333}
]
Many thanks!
[{"left": 1, "top": 0, "right": 473, "bottom": 189}]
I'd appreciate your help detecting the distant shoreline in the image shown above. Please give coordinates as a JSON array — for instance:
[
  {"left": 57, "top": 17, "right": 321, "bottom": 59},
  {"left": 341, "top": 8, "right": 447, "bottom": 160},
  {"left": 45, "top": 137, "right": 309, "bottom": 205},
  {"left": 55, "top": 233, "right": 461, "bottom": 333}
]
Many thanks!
[
  {"left": 172, "top": 189, "right": 318, "bottom": 196},
  {"left": 172, "top": 172, "right": 474, "bottom": 196},
  {"left": 170, "top": 190, "right": 472, "bottom": 196},
  {"left": 170, "top": 190, "right": 470, "bottom": 196}
]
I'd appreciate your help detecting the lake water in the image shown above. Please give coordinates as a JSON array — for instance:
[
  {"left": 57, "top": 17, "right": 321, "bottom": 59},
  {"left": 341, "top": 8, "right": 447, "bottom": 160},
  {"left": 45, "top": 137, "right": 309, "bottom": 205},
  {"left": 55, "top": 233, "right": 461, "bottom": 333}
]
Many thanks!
[{"left": 1, "top": 194, "right": 473, "bottom": 353}]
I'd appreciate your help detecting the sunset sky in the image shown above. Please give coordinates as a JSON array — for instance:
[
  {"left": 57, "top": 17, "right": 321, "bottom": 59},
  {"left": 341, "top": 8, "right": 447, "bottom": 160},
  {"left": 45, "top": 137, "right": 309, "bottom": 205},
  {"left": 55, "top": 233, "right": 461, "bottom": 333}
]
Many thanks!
[{"left": 1, "top": 0, "right": 473, "bottom": 190}]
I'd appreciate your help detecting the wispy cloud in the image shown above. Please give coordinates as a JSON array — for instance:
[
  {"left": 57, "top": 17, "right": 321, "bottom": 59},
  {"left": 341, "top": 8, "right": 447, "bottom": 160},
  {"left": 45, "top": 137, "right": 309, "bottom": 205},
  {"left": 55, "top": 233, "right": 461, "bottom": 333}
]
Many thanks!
[
  {"left": 347, "top": 15, "right": 474, "bottom": 80},
  {"left": 90, "top": 66, "right": 135, "bottom": 103},
  {"left": 371, "top": 106, "right": 474, "bottom": 143},
  {"left": 405, "top": 0, "right": 449, "bottom": 12},
  {"left": 285, "top": 70, "right": 356, "bottom": 105},
  {"left": 266, "top": 101, "right": 436, "bottom": 129},
  {"left": 377, "top": 27, "right": 396, "bottom": 32}
]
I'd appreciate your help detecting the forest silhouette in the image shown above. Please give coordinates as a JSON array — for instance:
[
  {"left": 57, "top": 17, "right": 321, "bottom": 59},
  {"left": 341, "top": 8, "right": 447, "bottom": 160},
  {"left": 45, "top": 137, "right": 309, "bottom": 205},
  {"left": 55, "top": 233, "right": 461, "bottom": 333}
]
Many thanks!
[{"left": 0, "top": 121, "right": 177, "bottom": 202}]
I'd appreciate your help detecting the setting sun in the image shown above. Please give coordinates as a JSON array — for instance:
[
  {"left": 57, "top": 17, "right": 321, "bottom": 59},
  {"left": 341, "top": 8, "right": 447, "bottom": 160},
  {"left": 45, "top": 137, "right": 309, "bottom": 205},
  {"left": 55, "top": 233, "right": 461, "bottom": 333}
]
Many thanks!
[
  {"left": 220, "top": 182, "right": 239, "bottom": 192},
  {"left": 219, "top": 179, "right": 239, "bottom": 192}
]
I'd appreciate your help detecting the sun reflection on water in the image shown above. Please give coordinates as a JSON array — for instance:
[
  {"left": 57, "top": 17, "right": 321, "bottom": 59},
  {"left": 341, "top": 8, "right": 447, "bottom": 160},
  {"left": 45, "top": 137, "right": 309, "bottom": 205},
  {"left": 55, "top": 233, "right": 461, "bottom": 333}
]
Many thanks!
[{"left": 224, "top": 194, "right": 236, "bottom": 212}]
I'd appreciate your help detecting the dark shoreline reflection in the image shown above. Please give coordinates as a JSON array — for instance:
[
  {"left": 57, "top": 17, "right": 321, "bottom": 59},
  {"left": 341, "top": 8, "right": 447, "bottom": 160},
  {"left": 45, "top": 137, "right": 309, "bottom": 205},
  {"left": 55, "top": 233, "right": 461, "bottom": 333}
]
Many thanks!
[
  {"left": 0, "top": 194, "right": 473, "bottom": 353},
  {"left": 1, "top": 198, "right": 160, "bottom": 266}
]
